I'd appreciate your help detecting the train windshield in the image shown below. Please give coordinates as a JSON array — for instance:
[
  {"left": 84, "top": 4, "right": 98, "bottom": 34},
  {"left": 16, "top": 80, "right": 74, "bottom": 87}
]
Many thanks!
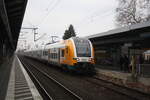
[{"left": 73, "top": 38, "right": 91, "bottom": 57}]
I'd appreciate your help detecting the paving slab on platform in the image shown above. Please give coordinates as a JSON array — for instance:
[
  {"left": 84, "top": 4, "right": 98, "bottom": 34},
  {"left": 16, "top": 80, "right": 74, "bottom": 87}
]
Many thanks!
[
  {"left": 5, "top": 56, "right": 43, "bottom": 100},
  {"left": 0, "top": 57, "right": 14, "bottom": 100},
  {"left": 96, "top": 68, "right": 150, "bottom": 94}
]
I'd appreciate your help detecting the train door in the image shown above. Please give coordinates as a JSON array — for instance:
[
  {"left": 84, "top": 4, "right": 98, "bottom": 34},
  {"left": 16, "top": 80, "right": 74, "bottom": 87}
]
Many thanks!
[
  {"left": 48, "top": 49, "right": 51, "bottom": 62},
  {"left": 65, "top": 46, "right": 69, "bottom": 64},
  {"left": 43, "top": 49, "right": 48, "bottom": 61},
  {"left": 60, "top": 48, "right": 65, "bottom": 64},
  {"left": 58, "top": 48, "right": 61, "bottom": 64},
  {"left": 55, "top": 48, "right": 59, "bottom": 65}
]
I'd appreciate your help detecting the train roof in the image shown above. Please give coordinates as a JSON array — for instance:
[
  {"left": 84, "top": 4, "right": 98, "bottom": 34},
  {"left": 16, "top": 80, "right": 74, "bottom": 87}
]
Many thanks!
[
  {"left": 24, "top": 49, "right": 43, "bottom": 52},
  {"left": 44, "top": 37, "right": 90, "bottom": 50},
  {"left": 45, "top": 41, "right": 66, "bottom": 49}
]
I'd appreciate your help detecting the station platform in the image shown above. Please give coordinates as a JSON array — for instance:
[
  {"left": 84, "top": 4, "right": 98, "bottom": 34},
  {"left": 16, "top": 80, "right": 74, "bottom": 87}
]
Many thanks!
[
  {"left": 96, "top": 67, "right": 150, "bottom": 94},
  {"left": 5, "top": 56, "right": 43, "bottom": 100}
]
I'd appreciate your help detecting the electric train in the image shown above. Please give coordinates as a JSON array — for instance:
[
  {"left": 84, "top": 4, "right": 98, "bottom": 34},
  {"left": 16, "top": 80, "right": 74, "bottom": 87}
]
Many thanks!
[{"left": 25, "top": 37, "right": 95, "bottom": 73}]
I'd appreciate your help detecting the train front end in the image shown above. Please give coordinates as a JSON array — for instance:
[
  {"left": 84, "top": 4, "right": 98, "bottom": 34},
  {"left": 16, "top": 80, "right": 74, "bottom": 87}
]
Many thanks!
[{"left": 72, "top": 37, "right": 95, "bottom": 73}]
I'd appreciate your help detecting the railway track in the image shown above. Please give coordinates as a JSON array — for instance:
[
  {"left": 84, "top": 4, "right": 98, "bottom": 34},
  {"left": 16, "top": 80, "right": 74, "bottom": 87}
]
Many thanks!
[
  {"left": 19, "top": 57, "right": 53, "bottom": 100},
  {"left": 19, "top": 56, "right": 150, "bottom": 100},
  {"left": 19, "top": 56, "right": 82, "bottom": 100}
]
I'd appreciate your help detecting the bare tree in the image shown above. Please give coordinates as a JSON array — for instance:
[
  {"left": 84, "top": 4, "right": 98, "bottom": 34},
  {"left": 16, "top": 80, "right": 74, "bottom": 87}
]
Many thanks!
[{"left": 116, "top": 0, "right": 150, "bottom": 27}]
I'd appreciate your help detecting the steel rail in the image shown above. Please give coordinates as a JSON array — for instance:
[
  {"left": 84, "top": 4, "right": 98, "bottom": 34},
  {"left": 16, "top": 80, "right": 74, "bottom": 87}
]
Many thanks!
[
  {"left": 28, "top": 61, "right": 83, "bottom": 100},
  {"left": 19, "top": 57, "right": 53, "bottom": 100}
]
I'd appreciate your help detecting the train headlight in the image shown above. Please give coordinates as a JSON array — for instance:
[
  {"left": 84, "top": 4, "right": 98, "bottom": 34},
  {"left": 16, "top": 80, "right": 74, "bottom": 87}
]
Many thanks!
[
  {"left": 73, "top": 58, "right": 80, "bottom": 61},
  {"left": 76, "top": 58, "right": 80, "bottom": 61},
  {"left": 89, "top": 58, "right": 93, "bottom": 61}
]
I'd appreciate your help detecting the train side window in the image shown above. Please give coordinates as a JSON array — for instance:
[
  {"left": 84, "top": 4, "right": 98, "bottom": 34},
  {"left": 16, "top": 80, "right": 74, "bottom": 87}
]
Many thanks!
[
  {"left": 43, "top": 51, "right": 45, "bottom": 56},
  {"left": 54, "top": 53, "right": 56, "bottom": 59},
  {"left": 52, "top": 53, "right": 54, "bottom": 58},
  {"left": 56, "top": 53, "right": 57, "bottom": 59},
  {"left": 49, "top": 53, "right": 50, "bottom": 58},
  {"left": 55, "top": 53, "right": 57, "bottom": 59},
  {"left": 45, "top": 51, "right": 47, "bottom": 56},
  {"left": 61, "top": 50, "right": 65, "bottom": 57},
  {"left": 50, "top": 53, "right": 51, "bottom": 58}
]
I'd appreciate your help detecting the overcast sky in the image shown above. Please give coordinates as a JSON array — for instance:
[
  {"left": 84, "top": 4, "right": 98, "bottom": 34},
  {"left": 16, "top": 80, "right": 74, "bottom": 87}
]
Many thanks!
[{"left": 18, "top": 0, "right": 118, "bottom": 50}]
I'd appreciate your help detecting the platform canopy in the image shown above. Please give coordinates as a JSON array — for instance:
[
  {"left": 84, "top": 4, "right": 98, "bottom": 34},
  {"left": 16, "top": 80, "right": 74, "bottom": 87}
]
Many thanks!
[
  {"left": 0, "top": 0, "right": 28, "bottom": 53},
  {"left": 87, "top": 21, "right": 150, "bottom": 50}
]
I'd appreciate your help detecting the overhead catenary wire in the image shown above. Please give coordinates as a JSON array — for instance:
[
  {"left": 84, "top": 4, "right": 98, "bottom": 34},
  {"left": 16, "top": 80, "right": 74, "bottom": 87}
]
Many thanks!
[
  {"left": 23, "top": 0, "right": 57, "bottom": 28},
  {"left": 37, "top": 0, "right": 61, "bottom": 27},
  {"left": 24, "top": 1, "right": 36, "bottom": 28},
  {"left": 45, "top": 0, "right": 56, "bottom": 11},
  {"left": 19, "top": 0, "right": 62, "bottom": 50},
  {"left": 74, "top": 9, "right": 115, "bottom": 30}
]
